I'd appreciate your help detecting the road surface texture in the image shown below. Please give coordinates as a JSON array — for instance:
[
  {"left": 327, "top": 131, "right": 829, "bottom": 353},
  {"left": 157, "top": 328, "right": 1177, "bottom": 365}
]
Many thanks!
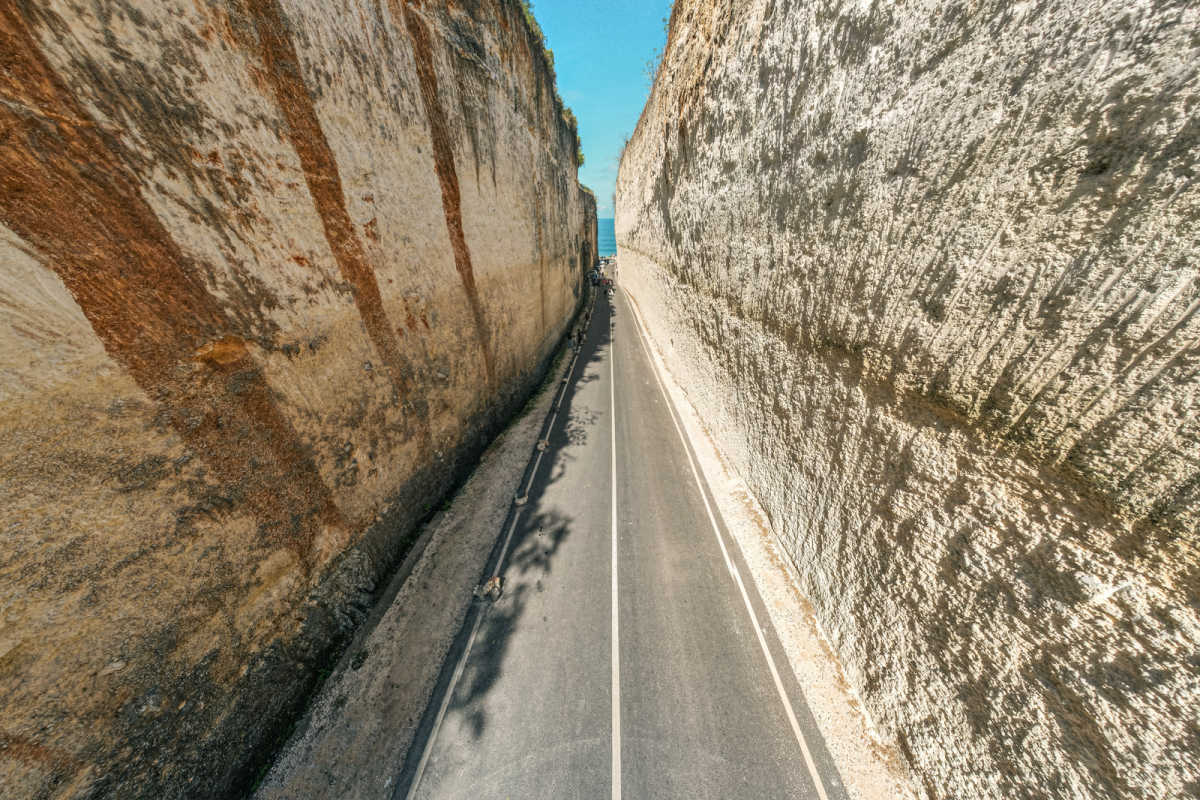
[{"left": 396, "top": 289, "right": 848, "bottom": 799}]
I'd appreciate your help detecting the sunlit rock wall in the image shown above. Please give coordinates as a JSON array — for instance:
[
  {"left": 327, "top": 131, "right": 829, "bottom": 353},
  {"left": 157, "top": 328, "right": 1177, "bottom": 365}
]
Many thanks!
[
  {"left": 0, "top": 1, "right": 595, "bottom": 796},
  {"left": 616, "top": 0, "right": 1198, "bottom": 796}
]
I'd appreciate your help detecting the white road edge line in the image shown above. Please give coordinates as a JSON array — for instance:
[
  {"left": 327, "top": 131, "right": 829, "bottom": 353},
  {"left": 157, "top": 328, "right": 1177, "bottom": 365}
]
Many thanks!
[
  {"left": 404, "top": 321, "right": 588, "bottom": 800},
  {"left": 622, "top": 289, "right": 831, "bottom": 800},
  {"left": 610, "top": 303, "right": 622, "bottom": 800}
]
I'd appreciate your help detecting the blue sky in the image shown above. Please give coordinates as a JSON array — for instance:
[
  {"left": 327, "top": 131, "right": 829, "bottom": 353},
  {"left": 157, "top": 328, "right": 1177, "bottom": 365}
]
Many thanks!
[{"left": 529, "top": 0, "right": 674, "bottom": 217}]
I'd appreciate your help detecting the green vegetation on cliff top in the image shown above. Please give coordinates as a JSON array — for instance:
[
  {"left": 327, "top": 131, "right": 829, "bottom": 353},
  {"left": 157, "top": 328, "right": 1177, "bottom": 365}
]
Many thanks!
[{"left": 520, "top": 0, "right": 584, "bottom": 168}]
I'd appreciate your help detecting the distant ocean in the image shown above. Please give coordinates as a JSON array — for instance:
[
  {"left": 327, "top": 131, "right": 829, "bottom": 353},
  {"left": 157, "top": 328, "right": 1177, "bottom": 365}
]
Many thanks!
[{"left": 598, "top": 218, "right": 616, "bottom": 257}]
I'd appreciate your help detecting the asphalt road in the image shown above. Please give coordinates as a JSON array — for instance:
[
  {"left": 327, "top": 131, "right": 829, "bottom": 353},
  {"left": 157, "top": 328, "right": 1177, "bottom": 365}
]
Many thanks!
[{"left": 395, "top": 289, "right": 848, "bottom": 800}]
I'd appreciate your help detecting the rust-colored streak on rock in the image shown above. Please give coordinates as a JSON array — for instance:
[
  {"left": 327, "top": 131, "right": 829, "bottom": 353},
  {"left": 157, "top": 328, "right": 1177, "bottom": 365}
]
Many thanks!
[
  {"left": 242, "top": 0, "right": 417, "bottom": 391},
  {"left": 0, "top": 732, "right": 80, "bottom": 771},
  {"left": 531, "top": 171, "right": 547, "bottom": 334},
  {"left": 0, "top": 8, "right": 342, "bottom": 560},
  {"left": 396, "top": 0, "right": 496, "bottom": 384}
]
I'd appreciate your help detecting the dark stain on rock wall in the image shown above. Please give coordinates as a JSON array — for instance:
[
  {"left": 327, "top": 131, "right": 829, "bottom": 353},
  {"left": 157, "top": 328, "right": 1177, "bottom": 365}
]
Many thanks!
[
  {"left": 238, "top": 0, "right": 425, "bottom": 406},
  {"left": 395, "top": 0, "right": 497, "bottom": 384},
  {"left": 0, "top": 5, "right": 343, "bottom": 562}
]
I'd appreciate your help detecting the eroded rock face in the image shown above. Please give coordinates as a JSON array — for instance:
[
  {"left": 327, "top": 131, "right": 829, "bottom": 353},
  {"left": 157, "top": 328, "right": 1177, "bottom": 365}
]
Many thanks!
[
  {"left": 616, "top": 1, "right": 1198, "bottom": 796},
  {"left": 0, "top": 1, "right": 595, "bottom": 796}
]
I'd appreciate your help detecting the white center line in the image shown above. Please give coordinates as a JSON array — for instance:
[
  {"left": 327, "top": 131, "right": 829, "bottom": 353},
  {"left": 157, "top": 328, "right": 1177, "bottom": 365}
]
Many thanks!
[
  {"left": 610, "top": 302, "right": 622, "bottom": 800},
  {"left": 622, "top": 289, "right": 831, "bottom": 800}
]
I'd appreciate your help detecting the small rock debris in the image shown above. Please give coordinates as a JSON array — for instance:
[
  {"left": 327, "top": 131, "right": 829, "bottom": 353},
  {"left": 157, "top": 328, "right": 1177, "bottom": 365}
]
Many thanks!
[{"left": 474, "top": 576, "right": 503, "bottom": 601}]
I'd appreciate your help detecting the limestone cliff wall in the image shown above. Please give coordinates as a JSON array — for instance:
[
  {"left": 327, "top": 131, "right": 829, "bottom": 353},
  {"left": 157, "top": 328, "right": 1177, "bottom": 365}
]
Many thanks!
[
  {"left": 616, "top": 1, "right": 1198, "bottom": 797},
  {"left": 0, "top": 1, "right": 595, "bottom": 797}
]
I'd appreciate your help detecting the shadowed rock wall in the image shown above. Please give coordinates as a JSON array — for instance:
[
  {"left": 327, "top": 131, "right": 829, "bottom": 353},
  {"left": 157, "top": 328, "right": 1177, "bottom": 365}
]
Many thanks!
[
  {"left": 616, "top": 0, "right": 1198, "bottom": 797},
  {"left": 0, "top": 0, "right": 595, "bottom": 796}
]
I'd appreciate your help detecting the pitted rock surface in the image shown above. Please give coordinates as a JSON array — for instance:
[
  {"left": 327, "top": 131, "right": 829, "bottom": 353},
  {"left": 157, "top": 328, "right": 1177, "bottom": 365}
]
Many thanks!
[{"left": 616, "top": 1, "right": 1199, "bottom": 797}]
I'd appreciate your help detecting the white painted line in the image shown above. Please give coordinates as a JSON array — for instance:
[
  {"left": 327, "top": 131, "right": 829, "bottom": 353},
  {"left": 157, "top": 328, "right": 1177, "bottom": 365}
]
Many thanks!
[
  {"left": 621, "top": 290, "right": 831, "bottom": 800},
  {"left": 404, "top": 321, "right": 588, "bottom": 800},
  {"left": 609, "top": 302, "right": 622, "bottom": 800}
]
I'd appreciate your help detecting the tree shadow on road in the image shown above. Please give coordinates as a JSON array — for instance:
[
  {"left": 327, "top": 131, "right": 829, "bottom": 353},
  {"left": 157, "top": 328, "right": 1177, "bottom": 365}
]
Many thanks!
[{"left": 441, "top": 294, "right": 615, "bottom": 741}]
